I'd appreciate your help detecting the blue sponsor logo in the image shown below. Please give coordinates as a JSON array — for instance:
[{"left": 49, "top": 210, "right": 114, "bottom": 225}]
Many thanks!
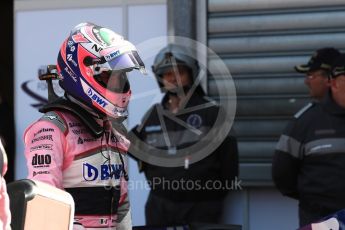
[
  {"left": 105, "top": 50, "right": 120, "bottom": 61},
  {"left": 187, "top": 114, "right": 203, "bottom": 129},
  {"left": 67, "top": 40, "right": 74, "bottom": 47},
  {"left": 87, "top": 88, "right": 93, "bottom": 96},
  {"left": 87, "top": 88, "right": 108, "bottom": 108},
  {"left": 83, "top": 163, "right": 123, "bottom": 181},
  {"left": 64, "top": 67, "right": 78, "bottom": 82}
]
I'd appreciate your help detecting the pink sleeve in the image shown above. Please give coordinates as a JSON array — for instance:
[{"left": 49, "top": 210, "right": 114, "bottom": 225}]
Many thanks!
[
  {"left": 24, "top": 120, "right": 66, "bottom": 189},
  {"left": 0, "top": 144, "right": 11, "bottom": 230},
  {"left": 0, "top": 177, "right": 11, "bottom": 230}
]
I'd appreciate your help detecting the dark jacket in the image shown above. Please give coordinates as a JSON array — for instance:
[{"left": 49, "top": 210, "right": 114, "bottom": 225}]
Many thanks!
[
  {"left": 129, "top": 92, "right": 238, "bottom": 202},
  {"left": 273, "top": 92, "right": 345, "bottom": 212}
]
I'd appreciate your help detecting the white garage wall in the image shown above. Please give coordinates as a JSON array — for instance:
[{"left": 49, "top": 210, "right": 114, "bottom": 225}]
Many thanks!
[{"left": 127, "top": 4, "right": 167, "bottom": 226}]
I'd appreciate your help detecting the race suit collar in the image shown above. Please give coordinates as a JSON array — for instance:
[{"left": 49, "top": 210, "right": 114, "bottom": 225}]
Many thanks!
[{"left": 39, "top": 97, "right": 104, "bottom": 138}]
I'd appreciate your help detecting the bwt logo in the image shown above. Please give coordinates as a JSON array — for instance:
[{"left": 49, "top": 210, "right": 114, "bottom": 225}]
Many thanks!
[
  {"left": 87, "top": 88, "right": 108, "bottom": 108},
  {"left": 83, "top": 163, "right": 123, "bottom": 181},
  {"left": 105, "top": 50, "right": 120, "bottom": 61}
]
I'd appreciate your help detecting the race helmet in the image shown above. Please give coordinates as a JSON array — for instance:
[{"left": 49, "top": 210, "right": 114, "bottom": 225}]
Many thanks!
[
  {"left": 57, "top": 22, "right": 146, "bottom": 119},
  {"left": 152, "top": 44, "right": 200, "bottom": 91}
]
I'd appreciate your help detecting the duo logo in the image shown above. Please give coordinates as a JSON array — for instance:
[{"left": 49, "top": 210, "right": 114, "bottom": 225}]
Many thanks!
[
  {"left": 87, "top": 88, "right": 108, "bottom": 108},
  {"left": 32, "top": 154, "right": 52, "bottom": 166},
  {"left": 83, "top": 163, "right": 123, "bottom": 181}
]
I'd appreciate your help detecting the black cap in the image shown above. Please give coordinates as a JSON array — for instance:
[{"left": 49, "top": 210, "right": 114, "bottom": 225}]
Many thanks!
[
  {"left": 295, "top": 47, "right": 341, "bottom": 73},
  {"left": 331, "top": 53, "right": 345, "bottom": 78}
]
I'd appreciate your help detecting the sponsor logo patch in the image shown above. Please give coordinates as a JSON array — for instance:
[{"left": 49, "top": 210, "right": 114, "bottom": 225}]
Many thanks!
[
  {"left": 112, "top": 106, "right": 126, "bottom": 114},
  {"left": 87, "top": 88, "right": 108, "bottom": 108},
  {"left": 30, "top": 144, "right": 53, "bottom": 152},
  {"left": 31, "top": 135, "right": 53, "bottom": 144},
  {"left": 91, "top": 44, "right": 103, "bottom": 52},
  {"left": 186, "top": 114, "right": 203, "bottom": 129},
  {"left": 104, "top": 50, "right": 120, "bottom": 61},
  {"left": 71, "top": 129, "right": 87, "bottom": 135},
  {"left": 83, "top": 163, "right": 123, "bottom": 181},
  {"left": 77, "top": 137, "right": 98, "bottom": 144},
  {"left": 33, "top": 171, "right": 50, "bottom": 177},
  {"left": 64, "top": 67, "right": 78, "bottom": 82},
  {"left": 67, "top": 54, "right": 78, "bottom": 67},
  {"left": 67, "top": 40, "right": 74, "bottom": 47},
  {"left": 32, "top": 154, "right": 52, "bottom": 168},
  {"left": 34, "top": 128, "right": 55, "bottom": 137},
  {"left": 100, "top": 218, "right": 108, "bottom": 225}
]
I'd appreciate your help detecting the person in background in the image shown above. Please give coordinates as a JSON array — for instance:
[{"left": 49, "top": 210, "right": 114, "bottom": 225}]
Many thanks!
[
  {"left": 23, "top": 22, "right": 146, "bottom": 230},
  {"left": 0, "top": 139, "right": 11, "bottom": 229},
  {"left": 129, "top": 43, "right": 238, "bottom": 226},
  {"left": 273, "top": 53, "right": 345, "bottom": 227},
  {"left": 295, "top": 47, "right": 341, "bottom": 101}
]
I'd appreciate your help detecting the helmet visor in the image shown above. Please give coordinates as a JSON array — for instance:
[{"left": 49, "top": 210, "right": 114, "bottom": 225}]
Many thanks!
[
  {"left": 106, "top": 51, "right": 146, "bottom": 73},
  {"left": 94, "top": 71, "right": 130, "bottom": 93}
]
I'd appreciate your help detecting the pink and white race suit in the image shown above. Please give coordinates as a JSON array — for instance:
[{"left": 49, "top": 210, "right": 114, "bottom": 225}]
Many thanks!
[
  {"left": 24, "top": 110, "right": 131, "bottom": 230},
  {"left": 0, "top": 140, "right": 11, "bottom": 230}
]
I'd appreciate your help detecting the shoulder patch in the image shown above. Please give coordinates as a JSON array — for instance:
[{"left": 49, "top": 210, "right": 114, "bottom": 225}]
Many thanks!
[
  {"left": 186, "top": 114, "right": 203, "bottom": 129},
  {"left": 39, "top": 111, "right": 67, "bottom": 133},
  {"left": 294, "top": 102, "right": 315, "bottom": 119}
]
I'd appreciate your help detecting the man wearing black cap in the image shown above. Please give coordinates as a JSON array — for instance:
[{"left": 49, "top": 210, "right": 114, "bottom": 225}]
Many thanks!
[
  {"left": 295, "top": 47, "right": 341, "bottom": 101},
  {"left": 273, "top": 53, "right": 345, "bottom": 227}
]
